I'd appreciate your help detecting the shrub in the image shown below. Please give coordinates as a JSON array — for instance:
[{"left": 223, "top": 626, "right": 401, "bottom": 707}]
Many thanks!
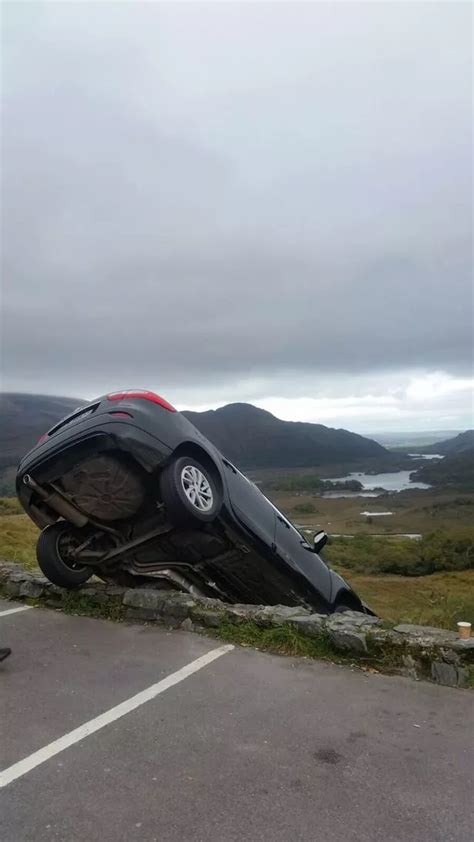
[
  {"left": 326, "top": 528, "right": 474, "bottom": 576},
  {"left": 418, "top": 529, "right": 474, "bottom": 573},
  {"left": 293, "top": 502, "right": 317, "bottom": 515}
]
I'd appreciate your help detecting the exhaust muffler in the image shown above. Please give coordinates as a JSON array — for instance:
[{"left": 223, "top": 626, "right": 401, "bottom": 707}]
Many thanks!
[{"left": 23, "top": 474, "right": 88, "bottom": 528}]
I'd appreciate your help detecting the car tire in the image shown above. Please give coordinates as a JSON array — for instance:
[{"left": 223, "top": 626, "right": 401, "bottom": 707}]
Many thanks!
[
  {"left": 36, "top": 522, "right": 93, "bottom": 588},
  {"left": 160, "top": 455, "right": 222, "bottom": 526}
]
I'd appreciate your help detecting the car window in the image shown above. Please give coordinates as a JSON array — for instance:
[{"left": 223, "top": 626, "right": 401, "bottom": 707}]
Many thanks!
[{"left": 265, "top": 497, "right": 313, "bottom": 546}]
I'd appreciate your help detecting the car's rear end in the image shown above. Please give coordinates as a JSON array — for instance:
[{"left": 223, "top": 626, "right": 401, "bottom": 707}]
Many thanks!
[{"left": 16, "top": 390, "right": 181, "bottom": 530}]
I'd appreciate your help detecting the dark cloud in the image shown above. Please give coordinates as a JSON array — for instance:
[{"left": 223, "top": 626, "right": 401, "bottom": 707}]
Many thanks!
[{"left": 1, "top": 3, "right": 472, "bottom": 421}]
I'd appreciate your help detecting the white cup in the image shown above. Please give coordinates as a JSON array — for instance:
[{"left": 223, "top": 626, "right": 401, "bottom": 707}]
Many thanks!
[{"left": 457, "top": 622, "right": 472, "bottom": 640}]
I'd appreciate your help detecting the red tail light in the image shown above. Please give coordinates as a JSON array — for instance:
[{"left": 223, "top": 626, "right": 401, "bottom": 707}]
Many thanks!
[{"left": 106, "top": 390, "right": 176, "bottom": 412}]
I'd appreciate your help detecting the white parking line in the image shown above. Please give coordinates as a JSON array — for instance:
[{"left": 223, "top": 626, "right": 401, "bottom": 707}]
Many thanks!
[
  {"left": 0, "top": 643, "right": 234, "bottom": 789},
  {"left": 0, "top": 605, "right": 33, "bottom": 618}
]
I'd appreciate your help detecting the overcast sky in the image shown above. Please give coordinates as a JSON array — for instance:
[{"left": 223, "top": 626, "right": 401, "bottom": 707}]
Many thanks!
[{"left": 1, "top": 2, "right": 472, "bottom": 432}]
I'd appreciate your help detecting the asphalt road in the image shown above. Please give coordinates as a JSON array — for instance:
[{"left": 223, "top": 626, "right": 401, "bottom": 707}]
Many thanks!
[{"left": 1, "top": 598, "right": 473, "bottom": 842}]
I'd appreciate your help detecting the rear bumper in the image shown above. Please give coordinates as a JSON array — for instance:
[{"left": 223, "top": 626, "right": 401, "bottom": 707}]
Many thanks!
[{"left": 16, "top": 422, "right": 173, "bottom": 526}]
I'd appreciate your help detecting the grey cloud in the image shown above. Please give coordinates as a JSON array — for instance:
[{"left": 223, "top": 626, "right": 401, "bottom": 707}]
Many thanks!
[{"left": 1, "top": 2, "right": 472, "bottom": 403}]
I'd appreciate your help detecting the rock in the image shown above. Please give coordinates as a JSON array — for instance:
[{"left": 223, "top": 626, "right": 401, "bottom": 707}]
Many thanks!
[
  {"left": 268, "top": 606, "right": 311, "bottom": 624},
  {"left": 327, "top": 611, "right": 380, "bottom": 629},
  {"left": 439, "top": 649, "right": 460, "bottom": 665},
  {"left": 122, "top": 589, "right": 169, "bottom": 611},
  {"left": 7, "top": 571, "right": 30, "bottom": 585},
  {"left": 79, "top": 587, "right": 109, "bottom": 605},
  {"left": 329, "top": 628, "right": 367, "bottom": 653},
  {"left": 161, "top": 595, "right": 196, "bottom": 627},
  {"left": 251, "top": 605, "right": 282, "bottom": 626},
  {"left": 0, "top": 561, "right": 22, "bottom": 583},
  {"left": 394, "top": 624, "right": 458, "bottom": 644},
  {"left": 189, "top": 607, "right": 224, "bottom": 628},
  {"left": 122, "top": 589, "right": 171, "bottom": 621},
  {"left": 43, "top": 584, "right": 65, "bottom": 600},
  {"left": 367, "top": 628, "right": 406, "bottom": 647},
  {"left": 4, "top": 580, "right": 21, "bottom": 598},
  {"left": 290, "top": 614, "right": 326, "bottom": 635},
  {"left": 19, "top": 580, "right": 45, "bottom": 599},
  {"left": 122, "top": 590, "right": 197, "bottom": 625},
  {"left": 401, "top": 653, "right": 418, "bottom": 678},
  {"left": 104, "top": 586, "right": 126, "bottom": 599},
  {"left": 223, "top": 603, "right": 310, "bottom": 625},
  {"left": 431, "top": 661, "right": 469, "bottom": 688},
  {"left": 180, "top": 617, "right": 194, "bottom": 632},
  {"left": 450, "top": 638, "right": 474, "bottom": 662},
  {"left": 195, "top": 596, "right": 224, "bottom": 611},
  {"left": 224, "top": 603, "right": 265, "bottom": 623}
]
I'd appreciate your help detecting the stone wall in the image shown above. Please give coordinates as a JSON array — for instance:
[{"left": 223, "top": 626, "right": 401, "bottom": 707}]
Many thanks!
[{"left": 1, "top": 561, "right": 472, "bottom": 688}]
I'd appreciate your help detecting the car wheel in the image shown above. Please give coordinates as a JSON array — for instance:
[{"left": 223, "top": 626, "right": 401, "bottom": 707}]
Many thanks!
[
  {"left": 160, "top": 455, "right": 222, "bottom": 525},
  {"left": 36, "top": 522, "right": 93, "bottom": 588}
]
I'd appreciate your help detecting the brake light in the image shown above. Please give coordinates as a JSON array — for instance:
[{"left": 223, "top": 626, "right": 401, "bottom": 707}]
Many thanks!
[{"left": 106, "top": 390, "right": 176, "bottom": 412}]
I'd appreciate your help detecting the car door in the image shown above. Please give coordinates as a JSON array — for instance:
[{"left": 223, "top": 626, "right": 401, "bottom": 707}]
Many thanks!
[
  {"left": 220, "top": 459, "right": 276, "bottom": 548},
  {"left": 274, "top": 509, "right": 332, "bottom": 604}
]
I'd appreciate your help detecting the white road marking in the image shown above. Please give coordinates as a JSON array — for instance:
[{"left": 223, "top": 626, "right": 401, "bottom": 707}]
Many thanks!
[
  {"left": 0, "top": 605, "right": 33, "bottom": 618},
  {"left": 0, "top": 643, "right": 234, "bottom": 788}
]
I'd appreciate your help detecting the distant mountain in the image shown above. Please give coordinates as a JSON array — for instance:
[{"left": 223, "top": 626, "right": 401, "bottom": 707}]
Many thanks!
[
  {"left": 183, "top": 402, "right": 386, "bottom": 469},
  {"left": 421, "top": 430, "right": 474, "bottom": 455},
  {"left": 0, "top": 393, "right": 82, "bottom": 469},
  {"left": 411, "top": 447, "right": 474, "bottom": 491},
  {"left": 0, "top": 393, "right": 387, "bottom": 479},
  {"left": 370, "top": 430, "right": 464, "bottom": 449}
]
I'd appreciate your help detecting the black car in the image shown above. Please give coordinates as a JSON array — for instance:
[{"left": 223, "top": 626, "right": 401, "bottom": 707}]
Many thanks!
[{"left": 16, "top": 389, "right": 371, "bottom": 614}]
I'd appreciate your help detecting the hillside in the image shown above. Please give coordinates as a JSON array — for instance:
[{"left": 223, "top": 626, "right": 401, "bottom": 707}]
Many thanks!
[
  {"left": 1, "top": 394, "right": 387, "bottom": 481},
  {"left": 0, "top": 393, "right": 81, "bottom": 469},
  {"left": 183, "top": 402, "right": 386, "bottom": 468},
  {"left": 421, "top": 430, "right": 474, "bottom": 455},
  {"left": 411, "top": 448, "right": 474, "bottom": 491}
]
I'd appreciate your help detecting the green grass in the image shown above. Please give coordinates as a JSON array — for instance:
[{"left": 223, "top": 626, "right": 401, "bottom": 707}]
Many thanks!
[
  {"left": 214, "top": 621, "right": 411, "bottom": 674},
  {"left": 0, "top": 497, "right": 23, "bottom": 516},
  {"left": 338, "top": 567, "right": 474, "bottom": 628},
  {"left": 0, "top": 512, "right": 39, "bottom": 569},
  {"left": 215, "top": 620, "right": 338, "bottom": 659},
  {"left": 60, "top": 591, "right": 126, "bottom": 621}
]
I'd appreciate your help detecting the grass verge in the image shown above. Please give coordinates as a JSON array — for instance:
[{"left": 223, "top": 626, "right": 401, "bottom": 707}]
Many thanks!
[{"left": 214, "top": 620, "right": 341, "bottom": 660}]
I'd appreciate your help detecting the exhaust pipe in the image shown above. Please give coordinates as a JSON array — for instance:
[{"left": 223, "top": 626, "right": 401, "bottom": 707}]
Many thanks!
[
  {"left": 23, "top": 475, "right": 88, "bottom": 528},
  {"left": 147, "top": 568, "right": 207, "bottom": 598}
]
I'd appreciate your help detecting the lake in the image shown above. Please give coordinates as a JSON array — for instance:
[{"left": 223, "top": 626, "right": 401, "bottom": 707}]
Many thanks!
[{"left": 322, "top": 470, "right": 431, "bottom": 497}]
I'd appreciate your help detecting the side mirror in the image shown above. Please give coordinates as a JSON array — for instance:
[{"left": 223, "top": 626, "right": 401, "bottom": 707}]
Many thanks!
[{"left": 313, "top": 531, "right": 328, "bottom": 553}]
